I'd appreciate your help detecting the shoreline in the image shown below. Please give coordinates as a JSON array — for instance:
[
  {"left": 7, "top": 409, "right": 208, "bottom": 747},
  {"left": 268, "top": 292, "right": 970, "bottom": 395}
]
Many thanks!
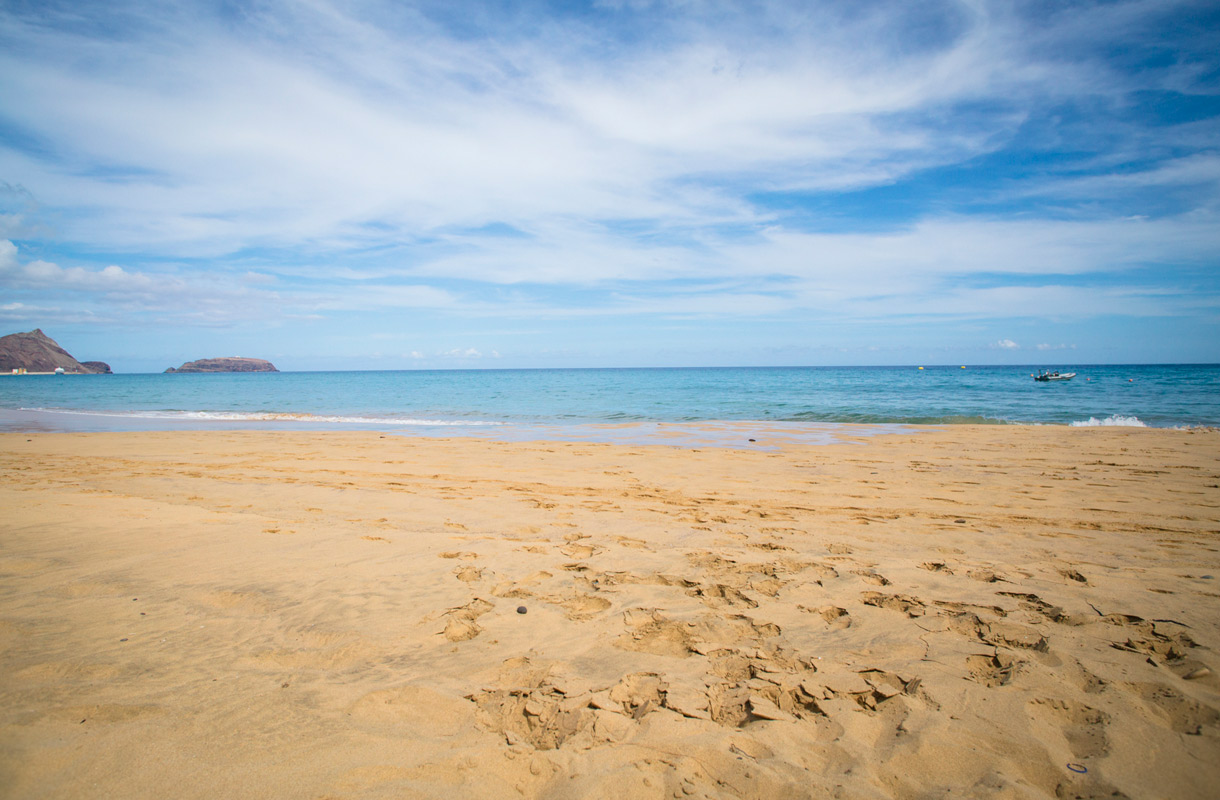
[
  {"left": 2, "top": 426, "right": 1218, "bottom": 798},
  {"left": 2, "top": 407, "right": 1213, "bottom": 446},
  {"left": 0, "top": 371, "right": 95, "bottom": 376},
  {"left": 0, "top": 408, "right": 913, "bottom": 447}
]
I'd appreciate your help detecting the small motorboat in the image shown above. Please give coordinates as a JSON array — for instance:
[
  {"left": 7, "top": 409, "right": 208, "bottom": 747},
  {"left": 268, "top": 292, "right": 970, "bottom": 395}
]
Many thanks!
[{"left": 1034, "top": 370, "right": 1076, "bottom": 382}]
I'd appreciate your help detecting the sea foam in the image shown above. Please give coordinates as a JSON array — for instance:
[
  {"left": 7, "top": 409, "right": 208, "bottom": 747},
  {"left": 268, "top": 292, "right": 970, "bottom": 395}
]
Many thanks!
[
  {"left": 1069, "top": 415, "right": 1147, "bottom": 427},
  {"left": 23, "top": 408, "right": 505, "bottom": 426}
]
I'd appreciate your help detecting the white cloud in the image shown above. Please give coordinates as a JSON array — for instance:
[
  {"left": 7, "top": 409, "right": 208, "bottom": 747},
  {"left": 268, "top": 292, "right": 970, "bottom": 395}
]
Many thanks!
[
  {"left": 0, "top": 239, "right": 282, "bottom": 325},
  {"left": 0, "top": 0, "right": 1137, "bottom": 258},
  {"left": 994, "top": 338, "right": 1020, "bottom": 350},
  {"left": 1, "top": 241, "right": 153, "bottom": 291},
  {"left": 0, "top": 1, "right": 1216, "bottom": 362},
  {"left": 441, "top": 348, "right": 482, "bottom": 358}
]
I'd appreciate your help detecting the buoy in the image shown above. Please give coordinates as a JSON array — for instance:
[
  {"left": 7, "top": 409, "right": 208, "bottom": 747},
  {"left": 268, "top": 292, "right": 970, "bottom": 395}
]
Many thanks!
[
  {"left": 960, "top": 366, "right": 965, "bottom": 369},
  {"left": 918, "top": 366, "right": 924, "bottom": 370}
]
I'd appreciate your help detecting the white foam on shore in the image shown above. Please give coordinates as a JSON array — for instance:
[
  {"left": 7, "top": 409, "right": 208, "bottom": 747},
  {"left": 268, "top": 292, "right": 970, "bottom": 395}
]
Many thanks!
[
  {"left": 1069, "top": 414, "right": 1147, "bottom": 427},
  {"left": 21, "top": 407, "right": 505, "bottom": 427}
]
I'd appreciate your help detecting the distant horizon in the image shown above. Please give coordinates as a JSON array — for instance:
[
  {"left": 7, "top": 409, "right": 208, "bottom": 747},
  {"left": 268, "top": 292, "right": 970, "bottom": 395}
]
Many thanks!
[
  {"left": 6, "top": 324, "right": 1218, "bottom": 375},
  {"left": 71, "top": 361, "right": 1220, "bottom": 375}
]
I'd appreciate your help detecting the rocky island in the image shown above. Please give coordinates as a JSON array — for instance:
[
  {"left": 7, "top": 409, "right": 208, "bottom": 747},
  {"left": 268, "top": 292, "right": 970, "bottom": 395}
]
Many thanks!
[
  {"left": 165, "top": 357, "right": 278, "bottom": 373},
  {"left": 0, "top": 329, "right": 112, "bottom": 374}
]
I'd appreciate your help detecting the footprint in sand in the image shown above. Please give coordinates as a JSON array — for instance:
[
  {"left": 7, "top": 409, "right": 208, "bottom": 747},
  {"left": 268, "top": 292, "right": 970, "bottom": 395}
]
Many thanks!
[
  {"left": 559, "top": 543, "right": 601, "bottom": 559},
  {"left": 1123, "top": 681, "right": 1220, "bottom": 735},
  {"left": 700, "top": 649, "right": 821, "bottom": 726},
  {"left": 860, "top": 591, "right": 926, "bottom": 617},
  {"left": 687, "top": 584, "right": 758, "bottom": 609},
  {"left": 996, "top": 591, "right": 1075, "bottom": 624},
  {"left": 466, "top": 656, "right": 620, "bottom": 750},
  {"left": 702, "top": 664, "right": 918, "bottom": 728},
  {"left": 852, "top": 569, "right": 891, "bottom": 586},
  {"left": 616, "top": 609, "right": 698, "bottom": 658},
  {"left": 443, "top": 618, "right": 482, "bottom": 641},
  {"left": 934, "top": 600, "right": 1007, "bottom": 618},
  {"left": 945, "top": 613, "right": 1049, "bottom": 651},
  {"left": 705, "top": 683, "right": 757, "bottom": 727},
  {"left": 442, "top": 598, "right": 495, "bottom": 641},
  {"left": 607, "top": 672, "right": 667, "bottom": 719},
  {"left": 798, "top": 605, "right": 852, "bottom": 629},
  {"left": 614, "top": 536, "right": 652, "bottom": 550},
  {"left": 615, "top": 609, "right": 781, "bottom": 659},
  {"left": 747, "top": 541, "right": 795, "bottom": 553},
  {"left": 966, "top": 653, "right": 1019, "bottom": 687},
  {"left": 541, "top": 593, "right": 612, "bottom": 620},
  {"left": 1059, "top": 568, "right": 1088, "bottom": 584},
  {"left": 1101, "top": 614, "right": 1196, "bottom": 663},
  {"left": 1027, "top": 698, "right": 1110, "bottom": 759},
  {"left": 454, "top": 565, "right": 484, "bottom": 582}
]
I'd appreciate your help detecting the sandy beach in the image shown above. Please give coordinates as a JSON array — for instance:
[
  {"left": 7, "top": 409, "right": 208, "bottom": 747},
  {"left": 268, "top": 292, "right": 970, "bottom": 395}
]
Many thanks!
[{"left": 1, "top": 425, "right": 1217, "bottom": 799}]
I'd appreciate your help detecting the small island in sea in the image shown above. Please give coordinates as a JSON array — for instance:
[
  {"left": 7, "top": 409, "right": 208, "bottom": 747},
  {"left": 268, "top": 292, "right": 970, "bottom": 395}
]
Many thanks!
[{"left": 165, "top": 357, "right": 278, "bottom": 373}]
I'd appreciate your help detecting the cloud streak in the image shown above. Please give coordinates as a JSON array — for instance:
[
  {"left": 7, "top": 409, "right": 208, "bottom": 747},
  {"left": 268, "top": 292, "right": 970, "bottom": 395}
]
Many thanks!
[{"left": 1, "top": 0, "right": 1218, "bottom": 365}]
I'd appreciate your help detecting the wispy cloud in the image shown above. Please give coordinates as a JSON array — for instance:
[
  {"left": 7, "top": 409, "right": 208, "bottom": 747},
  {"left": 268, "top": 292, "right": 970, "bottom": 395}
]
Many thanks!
[
  {"left": 1, "top": 0, "right": 1217, "bottom": 365},
  {"left": 0, "top": 1, "right": 1182, "bottom": 250}
]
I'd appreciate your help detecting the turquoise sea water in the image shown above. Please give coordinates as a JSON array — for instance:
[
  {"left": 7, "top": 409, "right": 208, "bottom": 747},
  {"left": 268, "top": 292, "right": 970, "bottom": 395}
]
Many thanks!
[{"left": 1, "top": 365, "right": 1217, "bottom": 441}]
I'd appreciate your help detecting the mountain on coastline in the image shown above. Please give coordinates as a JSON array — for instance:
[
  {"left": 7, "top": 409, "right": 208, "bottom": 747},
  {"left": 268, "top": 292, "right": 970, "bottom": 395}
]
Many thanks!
[
  {"left": 0, "top": 329, "right": 112, "bottom": 374},
  {"left": 165, "top": 357, "right": 278, "bottom": 373}
]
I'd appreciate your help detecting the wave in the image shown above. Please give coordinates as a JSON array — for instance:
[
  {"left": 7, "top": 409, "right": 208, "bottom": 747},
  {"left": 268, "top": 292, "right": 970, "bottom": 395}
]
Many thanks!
[
  {"left": 782, "top": 411, "right": 1011, "bottom": 425},
  {"left": 11, "top": 407, "right": 1180, "bottom": 430},
  {"left": 1068, "top": 414, "right": 1147, "bottom": 427},
  {"left": 21, "top": 407, "right": 506, "bottom": 427}
]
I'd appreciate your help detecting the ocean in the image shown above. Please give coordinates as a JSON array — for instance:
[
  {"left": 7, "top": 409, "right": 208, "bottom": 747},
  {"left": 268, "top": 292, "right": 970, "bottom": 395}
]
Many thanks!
[{"left": 1, "top": 364, "right": 1217, "bottom": 444}]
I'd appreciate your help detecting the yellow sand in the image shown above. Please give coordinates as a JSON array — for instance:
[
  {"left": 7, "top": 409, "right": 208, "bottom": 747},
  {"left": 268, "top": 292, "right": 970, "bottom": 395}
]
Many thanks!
[{"left": 1, "top": 425, "right": 1217, "bottom": 799}]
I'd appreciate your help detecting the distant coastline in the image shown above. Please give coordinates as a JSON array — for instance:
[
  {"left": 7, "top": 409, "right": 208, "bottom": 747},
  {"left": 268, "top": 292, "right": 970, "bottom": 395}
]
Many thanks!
[{"left": 1, "top": 371, "right": 101, "bottom": 377}]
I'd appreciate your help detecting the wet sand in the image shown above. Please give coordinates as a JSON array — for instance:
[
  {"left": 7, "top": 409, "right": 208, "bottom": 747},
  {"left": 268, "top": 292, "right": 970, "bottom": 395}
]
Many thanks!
[{"left": 1, "top": 426, "right": 1218, "bottom": 799}]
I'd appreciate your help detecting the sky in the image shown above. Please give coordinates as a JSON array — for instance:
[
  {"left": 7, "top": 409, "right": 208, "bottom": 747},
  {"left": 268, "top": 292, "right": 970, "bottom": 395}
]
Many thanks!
[{"left": 1, "top": 0, "right": 1218, "bottom": 372}]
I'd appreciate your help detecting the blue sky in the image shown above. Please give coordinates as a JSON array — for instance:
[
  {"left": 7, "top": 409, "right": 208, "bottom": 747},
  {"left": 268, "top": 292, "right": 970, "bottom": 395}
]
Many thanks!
[{"left": 1, "top": 0, "right": 1218, "bottom": 371}]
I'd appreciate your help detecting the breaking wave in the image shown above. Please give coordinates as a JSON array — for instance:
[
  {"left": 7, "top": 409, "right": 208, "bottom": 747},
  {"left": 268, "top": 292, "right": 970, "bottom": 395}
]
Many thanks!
[{"left": 1069, "top": 414, "right": 1147, "bottom": 427}]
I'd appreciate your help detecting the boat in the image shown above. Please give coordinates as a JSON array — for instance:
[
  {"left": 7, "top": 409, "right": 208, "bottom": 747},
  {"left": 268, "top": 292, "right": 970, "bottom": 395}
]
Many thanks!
[{"left": 1034, "top": 370, "right": 1076, "bottom": 382}]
